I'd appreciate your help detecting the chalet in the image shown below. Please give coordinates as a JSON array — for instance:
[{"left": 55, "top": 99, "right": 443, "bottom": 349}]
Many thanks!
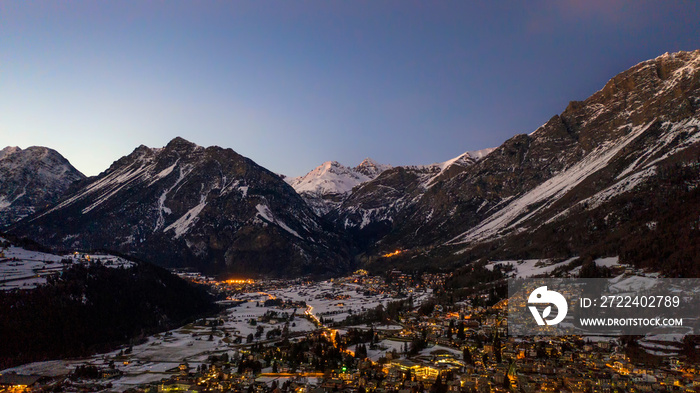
[{"left": 0, "top": 373, "right": 42, "bottom": 392}]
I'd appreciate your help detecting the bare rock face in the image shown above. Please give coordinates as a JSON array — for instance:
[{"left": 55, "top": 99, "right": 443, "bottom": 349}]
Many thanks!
[
  {"left": 0, "top": 146, "right": 85, "bottom": 227},
  {"left": 325, "top": 149, "right": 495, "bottom": 248},
  {"left": 9, "top": 137, "right": 351, "bottom": 277}
]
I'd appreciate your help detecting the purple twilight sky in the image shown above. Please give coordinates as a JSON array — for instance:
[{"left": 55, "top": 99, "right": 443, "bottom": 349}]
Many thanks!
[{"left": 1, "top": 1, "right": 699, "bottom": 176}]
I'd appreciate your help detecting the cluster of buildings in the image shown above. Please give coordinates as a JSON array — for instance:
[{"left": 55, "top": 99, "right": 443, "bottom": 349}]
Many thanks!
[
  {"left": 3, "top": 270, "right": 699, "bottom": 393},
  {"left": 139, "top": 271, "right": 700, "bottom": 392}
]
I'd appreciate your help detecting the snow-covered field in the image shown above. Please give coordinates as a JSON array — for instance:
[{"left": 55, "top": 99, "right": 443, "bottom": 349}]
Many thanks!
[
  {"left": 484, "top": 256, "right": 624, "bottom": 278},
  {"left": 269, "top": 280, "right": 431, "bottom": 324},
  {"left": 0, "top": 246, "right": 64, "bottom": 289},
  {"left": 2, "top": 277, "right": 424, "bottom": 391},
  {"left": 0, "top": 243, "right": 135, "bottom": 290},
  {"left": 484, "top": 257, "right": 578, "bottom": 278},
  {"left": 348, "top": 339, "right": 408, "bottom": 362},
  {"left": 2, "top": 291, "right": 316, "bottom": 391}
]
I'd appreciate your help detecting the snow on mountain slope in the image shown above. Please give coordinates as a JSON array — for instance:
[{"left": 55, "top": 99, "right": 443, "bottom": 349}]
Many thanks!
[
  {"left": 448, "top": 121, "right": 655, "bottom": 244},
  {"left": 287, "top": 161, "right": 372, "bottom": 195},
  {"left": 287, "top": 158, "right": 392, "bottom": 215},
  {"left": 435, "top": 148, "right": 497, "bottom": 171},
  {"left": 362, "top": 50, "right": 700, "bottom": 273},
  {"left": 0, "top": 146, "right": 85, "bottom": 227},
  {"left": 327, "top": 148, "right": 494, "bottom": 246},
  {"left": 423, "top": 148, "right": 496, "bottom": 187},
  {"left": 36, "top": 146, "right": 163, "bottom": 218},
  {"left": 11, "top": 137, "right": 352, "bottom": 277}
]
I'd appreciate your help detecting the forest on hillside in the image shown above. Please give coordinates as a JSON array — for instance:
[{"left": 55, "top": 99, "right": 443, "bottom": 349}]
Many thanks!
[{"left": 0, "top": 262, "right": 218, "bottom": 369}]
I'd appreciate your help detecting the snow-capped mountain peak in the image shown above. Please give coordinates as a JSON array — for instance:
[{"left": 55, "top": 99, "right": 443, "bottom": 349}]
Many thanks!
[
  {"left": 436, "top": 148, "right": 496, "bottom": 171},
  {"left": 413, "top": 147, "right": 496, "bottom": 188},
  {"left": 0, "top": 146, "right": 85, "bottom": 227},
  {"left": 355, "top": 158, "right": 392, "bottom": 178},
  {"left": 287, "top": 161, "right": 370, "bottom": 196},
  {"left": 287, "top": 159, "right": 392, "bottom": 216}
]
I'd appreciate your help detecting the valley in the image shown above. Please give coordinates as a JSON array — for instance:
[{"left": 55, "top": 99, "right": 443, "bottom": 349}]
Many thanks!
[{"left": 3, "top": 253, "right": 698, "bottom": 392}]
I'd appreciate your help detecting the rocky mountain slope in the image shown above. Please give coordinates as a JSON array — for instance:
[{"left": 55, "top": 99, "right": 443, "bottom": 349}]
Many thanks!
[
  {"left": 286, "top": 158, "right": 391, "bottom": 215},
  {"left": 0, "top": 146, "right": 85, "bottom": 228},
  {"left": 325, "top": 149, "right": 495, "bottom": 247},
  {"left": 356, "top": 50, "right": 700, "bottom": 276},
  {"left": 8, "top": 138, "right": 351, "bottom": 277}
]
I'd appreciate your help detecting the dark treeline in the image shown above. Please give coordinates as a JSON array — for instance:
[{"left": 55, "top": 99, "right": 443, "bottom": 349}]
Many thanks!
[
  {"left": 0, "top": 262, "right": 218, "bottom": 369},
  {"left": 0, "top": 232, "right": 52, "bottom": 253}
]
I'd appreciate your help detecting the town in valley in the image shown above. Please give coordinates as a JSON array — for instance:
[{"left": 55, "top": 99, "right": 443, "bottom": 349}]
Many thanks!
[{"left": 1, "top": 245, "right": 698, "bottom": 393}]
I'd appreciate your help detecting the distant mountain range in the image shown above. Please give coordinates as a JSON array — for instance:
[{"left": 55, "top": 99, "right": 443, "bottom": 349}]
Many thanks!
[{"left": 3, "top": 50, "right": 700, "bottom": 277}]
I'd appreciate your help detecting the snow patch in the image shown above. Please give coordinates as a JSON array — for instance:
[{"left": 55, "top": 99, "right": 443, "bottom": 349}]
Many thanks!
[
  {"left": 485, "top": 257, "right": 577, "bottom": 278},
  {"left": 0, "top": 196, "right": 10, "bottom": 210},
  {"left": 255, "top": 204, "right": 274, "bottom": 222},
  {"left": 154, "top": 160, "right": 178, "bottom": 180},
  {"left": 256, "top": 204, "right": 303, "bottom": 239},
  {"left": 164, "top": 195, "right": 207, "bottom": 238},
  {"left": 595, "top": 256, "right": 620, "bottom": 268},
  {"left": 449, "top": 121, "right": 653, "bottom": 244}
]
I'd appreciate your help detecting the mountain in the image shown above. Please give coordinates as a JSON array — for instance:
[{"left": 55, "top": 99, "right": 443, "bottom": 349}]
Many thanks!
[
  {"left": 8, "top": 138, "right": 351, "bottom": 277},
  {"left": 355, "top": 158, "right": 393, "bottom": 178},
  {"left": 286, "top": 158, "right": 392, "bottom": 215},
  {"left": 352, "top": 50, "right": 700, "bottom": 276},
  {"left": 325, "top": 149, "right": 494, "bottom": 248},
  {"left": 6, "top": 50, "right": 700, "bottom": 278},
  {"left": 0, "top": 146, "right": 85, "bottom": 228}
]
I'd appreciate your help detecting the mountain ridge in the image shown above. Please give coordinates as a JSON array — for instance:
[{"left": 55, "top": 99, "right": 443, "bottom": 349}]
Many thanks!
[
  {"left": 10, "top": 137, "right": 352, "bottom": 277},
  {"left": 0, "top": 146, "right": 85, "bottom": 228},
  {"left": 6, "top": 50, "right": 700, "bottom": 277},
  {"left": 285, "top": 158, "right": 392, "bottom": 216}
]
